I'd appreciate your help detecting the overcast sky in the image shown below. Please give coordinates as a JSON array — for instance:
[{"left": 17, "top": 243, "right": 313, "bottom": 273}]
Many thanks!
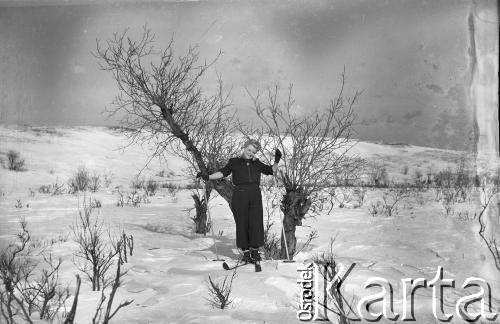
[{"left": 0, "top": 0, "right": 492, "bottom": 150}]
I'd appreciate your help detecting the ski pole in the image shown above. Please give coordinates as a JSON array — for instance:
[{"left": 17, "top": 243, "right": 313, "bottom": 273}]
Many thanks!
[{"left": 273, "top": 172, "right": 292, "bottom": 261}]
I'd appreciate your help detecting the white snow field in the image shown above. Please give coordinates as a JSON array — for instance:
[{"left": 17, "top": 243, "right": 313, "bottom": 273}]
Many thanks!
[{"left": 0, "top": 125, "right": 499, "bottom": 324}]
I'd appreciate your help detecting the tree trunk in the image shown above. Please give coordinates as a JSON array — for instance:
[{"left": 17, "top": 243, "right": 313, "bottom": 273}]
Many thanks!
[
  {"left": 157, "top": 104, "right": 234, "bottom": 209},
  {"left": 213, "top": 180, "right": 233, "bottom": 209},
  {"left": 93, "top": 266, "right": 99, "bottom": 291},
  {"left": 191, "top": 193, "right": 209, "bottom": 234},
  {"left": 280, "top": 216, "right": 297, "bottom": 260},
  {"left": 279, "top": 190, "right": 312, "bottom": 259},
  {"left": 64, "top": 275, "right": 81, "bottom": 324}
]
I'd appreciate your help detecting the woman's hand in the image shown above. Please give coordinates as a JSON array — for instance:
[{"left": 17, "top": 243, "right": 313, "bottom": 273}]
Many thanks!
[
  {"left": 274, "top": 148, "right": 282, "bottom": 164},
  {"left": 196, "top": 171, "right": 209, "bottom": 181}
]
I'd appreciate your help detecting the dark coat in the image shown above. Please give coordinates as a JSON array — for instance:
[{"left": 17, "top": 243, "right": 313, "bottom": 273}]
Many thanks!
[{"left": 218, "top": 157, "right": 273, "bottom": 186}]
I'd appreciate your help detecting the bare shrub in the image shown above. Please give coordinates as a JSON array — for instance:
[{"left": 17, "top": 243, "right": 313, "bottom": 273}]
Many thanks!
[
  {"left": 167, "top": 186, "right": 178, "bottom": 201},
  {"left": 90, "top": 198, "right": 102, "bottom": 209},
  {"left": 414, "top": 169, "right": 423, "bottom": 181},
  {"left": 115, "top": 188, "right": 125, "bottom": 207},
  {"left": 89, "top": 173, "right": 101, "bottom": 193},
  {"left": 71, "top": 197, "right": 119, "bottom": 291},
  {"left": 38, "top": 185, "right": 52, "bottom": 194},
  {"left": 435, "top": 182, "right": 473, "bottom": 217},
  {"left": 39, "top": 179, "right": 66, "bottom": 195},
  {"left": 334, "top": 188, "right": 353, "bottom": 208},
  {"left": 368, "top": 201, "right": 384, "bottom": 217},
  {"left": 52, "top": 180, "right": 66, "bottom": 195},
  {"left": 440, "top": 187, "right": 457, "bottom": 217},
  {"left": 0, "top": 222, "right": 70, "bottom": 322},
  {"left": 68, "top": 167, "right": 91, "bottom": 193},
  {"left": 261, "top": 182, "right": 282, "bottom": 260},
  {"left": 312, "top": 188, "right": 337, "bottom": 216},
  {"left": 478, "top": 184, "right": 500, "bottom": 271},
  {"left": 168, "top": 187, "right": 178, "bottom": 200},
  {"left": 91, "top": 249, "right": 133, "bottom": 324},
  {"left": 434, "top": 157, "right": 474, "bottom": 203},
  {"left": 367, "top": 161, "right": 389, "bottom": 187},
  {"left": 184, "top": 181, "right": 202, "bottom": 190},
  {"left": 294, "top": 229, "right": 318, "bottom": 257},
  {"left": 262, "top": 219, "right": 281, "bottom": 260},
  {"left": 161, "top": 182, "right": 181, "bottom": 200},
  {"left": 454, "top": 156, "right": 474, "bottom": 189},
  {"left": 434, "top": 168, "right": 454, "bottom": 188},
  {"left": 117, "top": 231, "right": 134, "bottom": 264},
  {"left": 310, "top": 238, "right": 356, "bottom": 323},
  {"left": 18, "top": 253, "right": 70, "bottom": 321},
  {"left": 6, "top": 150, "right": 26, "bottom": 171},
  {"left": 161, "top": 181, "right": 176, "bottom": 189},
  {"left": 113, "top": 187, "right": 149, "bottom": 207},
  {"left": 352, "top": 188, "right": 366, "bottom": 208},
  {"left": 145, "top": 179, "right": 159, "bottom": 196},
  {"left": 401, "top": 165, "right": 409, "bottom": 175},
  {"left": 205, "top": 270, "right": 237, "bottom": 309},
  {"left": 332, "top": 157, "right": 366, "bottom": 186},
  {"left": 130, "top": 175, "right": 145, "bottom": 190},
  {"left": 457, "top": 210, "right": 477, "bottom": 222},
  {"left": 332, "top": 187, "right": 365, "bottom": 208},
  {"left": 102, "top": 171, "right": 114, "bottom": 189},
  {"left": 0, "top": 219, "right": 36, "bottom": 324},
  {"left": 126, "top": 190, "right": 149, "bottom": 207},
  {"left": 369, "top": 188, "right": 411, "bottom": 217}
]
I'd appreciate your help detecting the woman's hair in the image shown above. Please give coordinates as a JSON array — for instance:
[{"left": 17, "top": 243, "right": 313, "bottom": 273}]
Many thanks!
[{"left": 242, "top": 138, "right": 261, "bottom": 151}]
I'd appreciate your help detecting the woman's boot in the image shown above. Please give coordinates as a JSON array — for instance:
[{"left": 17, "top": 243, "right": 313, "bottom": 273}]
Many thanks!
[
  {"left": 241, "top": 250, "right": 254, "bottom": 264},
  {"left": 250, "top": 247, "right": 261, "bottom": 263}
]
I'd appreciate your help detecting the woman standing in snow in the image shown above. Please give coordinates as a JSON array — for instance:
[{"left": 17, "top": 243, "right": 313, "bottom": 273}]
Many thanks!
[{"left": 197, "top": 139, "right": 282, "bottom": 264}]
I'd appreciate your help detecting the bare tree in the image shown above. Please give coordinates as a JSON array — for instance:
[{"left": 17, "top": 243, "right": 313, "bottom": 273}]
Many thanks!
[
  {"left": 245, "top": 70, "right": 362, "bottom": 258},
  {"left": 94, "top": 27, "right": 238, "bottom": 215},
  {"left": 170, "top": 75, "right": 242, "bottom": 233}
]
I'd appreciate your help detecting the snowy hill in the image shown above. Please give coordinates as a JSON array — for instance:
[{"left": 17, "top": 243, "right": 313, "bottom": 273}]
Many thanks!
[{"left": 0, "top": 125, "right": 498, "bottom": 323}]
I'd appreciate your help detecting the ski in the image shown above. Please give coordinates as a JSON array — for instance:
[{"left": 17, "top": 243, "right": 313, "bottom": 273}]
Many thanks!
[
  {"left": 222, "top": 261, "right": 251, "bottom": 270},
  {"left": 223, "top": 250, "right": 263, "bottom": 271},
  {"left": 222, "top": 260, "right": 262, "bottom": 272}
]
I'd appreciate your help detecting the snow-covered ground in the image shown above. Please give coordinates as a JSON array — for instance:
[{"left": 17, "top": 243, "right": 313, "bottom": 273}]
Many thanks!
[{"left": 0, "top": 125, "right": 498, "bottom": 323}]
